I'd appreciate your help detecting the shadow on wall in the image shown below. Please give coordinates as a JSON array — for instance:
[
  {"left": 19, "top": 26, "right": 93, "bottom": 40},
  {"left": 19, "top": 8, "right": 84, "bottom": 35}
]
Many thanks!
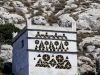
[
  {"left": 82, "top": 71, "right": 95, "bottom": 75},
  {"left": 3, "top": 62, "right": 13, "bottom": 75},
  {"left": 97, "top": 71, "right": 100, "bottom": 75}
]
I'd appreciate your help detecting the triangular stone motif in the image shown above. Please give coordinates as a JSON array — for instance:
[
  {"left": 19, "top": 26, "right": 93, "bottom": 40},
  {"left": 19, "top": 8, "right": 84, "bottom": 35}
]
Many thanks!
[
  {"left": 39, "top": 41, "right": 45, "bottom": 50},
  {"left": 35, "top": 59, "right": 43, "bottom": 67},
  {"left": 35, "top": 45, "right": 38, "bottom": 50},
  {"left": 64, "top": 60, "right": 71, "bottom": 69},
  {"left": 49, "top": 41, "right": 55, "bottom": 51},
  {"left": 37, "top": 54, "right": 41, "bottom": 57},
  {"left": 62, "top": 34, "right": 67, "bottom": 40},
  {"left": 35, "top": 32, "right": 41, "bottom": 38},
  {"left": 58, "top": 42, "right": 65, "bottom": 51},
  {"left": 45, "top": 32, "right": 49, "bottom": 38}
]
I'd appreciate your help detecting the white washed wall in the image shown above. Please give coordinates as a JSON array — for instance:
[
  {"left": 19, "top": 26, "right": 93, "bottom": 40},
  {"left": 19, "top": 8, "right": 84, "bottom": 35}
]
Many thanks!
[
  {"left": 28, "top": 29, "right": 77, "bottom": 75},
  {"left": 28, "top": 30, "right": 77, "bottom": 52},
  {"left": 29, "top": 51, "right": 77, "bottom": 75},
  {"left": 28, "top": 31, "right": 76, "bottom": 40},
  {"left": 28, "top": 39, "right": 77, "bottom": 52}
]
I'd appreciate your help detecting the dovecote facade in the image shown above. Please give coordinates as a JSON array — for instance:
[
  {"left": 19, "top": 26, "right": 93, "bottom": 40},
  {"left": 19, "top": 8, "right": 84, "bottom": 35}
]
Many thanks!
[{"left": 12, "top": 18, "right": 77, "bottom": 75}]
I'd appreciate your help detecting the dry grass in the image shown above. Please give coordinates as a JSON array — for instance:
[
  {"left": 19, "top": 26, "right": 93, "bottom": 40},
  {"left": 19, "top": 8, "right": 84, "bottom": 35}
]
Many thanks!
[
  {"left": 0, "top": 72, "right": 3, "bottom": 75},
  {"left": 52, "top": 3, "right": 65, "bottom": 14},
  {"left": 77, "top": 50, "right": 85, "bottom": 57},
  {"left": 46, "top": 13, "right": 58, "bottom": 25}
]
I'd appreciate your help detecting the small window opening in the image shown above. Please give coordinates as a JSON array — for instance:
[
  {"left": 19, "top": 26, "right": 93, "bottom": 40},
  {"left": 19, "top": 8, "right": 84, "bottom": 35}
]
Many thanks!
[{"left": 21, "top": 40, "right": 24, "bottom": 48}]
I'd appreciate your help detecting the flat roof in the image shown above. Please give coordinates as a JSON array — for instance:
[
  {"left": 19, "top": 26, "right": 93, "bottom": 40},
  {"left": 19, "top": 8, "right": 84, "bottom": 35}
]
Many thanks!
[{"left": 12, "top": 21, "right": 76, "bottom": 43}]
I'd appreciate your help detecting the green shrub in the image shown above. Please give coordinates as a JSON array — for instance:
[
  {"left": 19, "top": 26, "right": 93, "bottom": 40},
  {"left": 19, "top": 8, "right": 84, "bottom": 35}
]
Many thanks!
[
  {"left": 17, "top": 11, "right": 25, "bottom": 17},
  {"left": 34, "top": 8, "right": 44, "bottom": 16},
  {"left": 83, "top": 43, "right": 92, "bottom": 51},
  {"left": 74, "top": 0, "right": 85, "bottom": 6},
  {"left": 59, "top": 0, "right": 66, "bottom": 4},
  {"left": 0, "top": 23, "right": 20, "bottom": 45},
  {"left": 23, "top": 2, "right": 31, "bottom": 7},
  {"left": 9, "top": 2, "right": 13, "bottom": 7},
  {"left": 53, "top": 4, "right": 65, "bottom": 13},
  {"left": 70, "top": 14, "right": 78, "bottom": 21},
  {"left": 46, "top": 7, "right": 51, "bottom": 11},
  {"left": 47, "top": 14, "right": 58, "bottom": 24},
  {"left": 77, "top": 33, "right": 92, "bottom": 45},
  {"left": 0, "top": 62, "right": 4, "bottom": 72},
  {"left": 0, "top": 58, "right": 4, "bottom": 72},
  {"left": 7, "top": 8, "right": 16, "bottom": 13},
  {"left": 96, "top": 27, "right": 100, "bottom": 35},
  {"left": 18, "top": 20, "right": 25, "bottom": 24},
  {"left": 77, "top": 51, "right": 85, "bottom": 57},
  {"left": 77, "top": 33, "right": 90, "bottom": 39}
]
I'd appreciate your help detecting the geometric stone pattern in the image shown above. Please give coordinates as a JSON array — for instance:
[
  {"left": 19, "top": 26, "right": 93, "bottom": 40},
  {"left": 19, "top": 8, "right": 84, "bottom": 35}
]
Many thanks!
[
  {"left": 35, "top": 32, "right": 68, "bottom": 40},
  {"left": 35, "top": 40, "right": 69, "bottom": 52},
  {"left": 35, "top": 54, "right": 71, "bottom": 69}
]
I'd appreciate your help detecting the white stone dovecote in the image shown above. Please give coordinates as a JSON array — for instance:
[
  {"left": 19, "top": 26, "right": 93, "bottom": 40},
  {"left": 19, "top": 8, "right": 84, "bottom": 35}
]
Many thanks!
[{"left": 12, "top": 18, "right": 77, "bottom": 75}]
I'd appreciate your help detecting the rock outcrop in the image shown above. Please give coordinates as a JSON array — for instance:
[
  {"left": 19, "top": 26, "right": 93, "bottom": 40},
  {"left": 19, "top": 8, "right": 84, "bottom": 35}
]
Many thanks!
[
  {"left": 31, "top": 16, "right": 49, "bottom": 26},
  {"left": 77, "top": 9, "right": 100, "bottom": 29},
  {"left": 0, "top": 44, "right": 12, "bottom": 62},
  {"left": 0, "top": 0, "right": 100, "bottom": 75},
  {"left": 57, "top": 14, "right": 76, "bottom": 27}
]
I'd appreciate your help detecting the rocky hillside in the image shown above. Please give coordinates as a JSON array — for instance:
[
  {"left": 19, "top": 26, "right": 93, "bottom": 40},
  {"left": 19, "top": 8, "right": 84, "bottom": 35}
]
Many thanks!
[{"left": 0, "top": 0, "right": 100, "bottom": 75}]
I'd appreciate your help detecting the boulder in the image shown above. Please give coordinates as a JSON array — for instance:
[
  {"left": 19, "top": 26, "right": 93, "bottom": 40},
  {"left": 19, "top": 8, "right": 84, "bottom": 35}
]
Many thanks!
[
  {"left": 57, "top": 14, "right": 76, "bottom": 27},
  {"left": 13, "top": 1, "right": 28, "bottom": 14},
  {"left": 3, "top": 1, "right": 13, "bottom": 9},
  {"left": 1, "top": 13, "right": 24, "bottom": 24},
  {"left": 76, "top": 9, "right": 100, "bottom": 29},
  {"left": 78, "top": 56, "right": 95, "bottom": 75},
  {"left": 49, "top": 0, "right": 59, "bottom": 3},
  {"left": 13, "top": 1, "right": 24, "bottom": 7},
  {"left": 0, "top": 45, "right": 12, "bottom": 62},
  {"left": 0, "top": 18, "right": 3, "bottom": 24},
  {"left": 82, "top": 64, "right": 94, "bottom": 72},
  {"left": 76, "top": 19, "right": 91, "bottom": 30},
  {"left": 0, "top": 7, "right": 9, "bottom": 15},
  {"left": 78, "top": 67, "right": 86, "bottom": 75},
  {"left": 34, "top": 2, "right": 52, "bottom": 8},
  {"left": 37, "top": 0, "right": 49, "bottom": 2},
  {"left": 78, "top": 60, "right": 84, "bottom": 66},
  {"left": 78, "top": 56, "right": 92, "bottom": 63},
  {"left": 95, "top": 48, "right": 100, "bottom": 55},
  {"left": 31, "top": 16, "right": 49, "bottom": 26},
  {"left": 92, "top": 40, "right": 100, "bottom": 46},
  {"left": 66, "top": 0, "right": 75, "bottom": 5},
  {"left": 3, "top": 1, "right": 10, "bottom": 7},
  {"left": 89, "top": 3, "right": 100, "bottom": 9},
  {"left": 87, "top": 45, "right": 95, "bottom": 53},
  {"left": 1, "top": 45, "right": 12, "bottom": 50},
  {"left": 70, "top": 4, "right": 78, "bottom": 8},
  {"left": 79, "top": 35, "right": 100, "bottom": 51}
]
